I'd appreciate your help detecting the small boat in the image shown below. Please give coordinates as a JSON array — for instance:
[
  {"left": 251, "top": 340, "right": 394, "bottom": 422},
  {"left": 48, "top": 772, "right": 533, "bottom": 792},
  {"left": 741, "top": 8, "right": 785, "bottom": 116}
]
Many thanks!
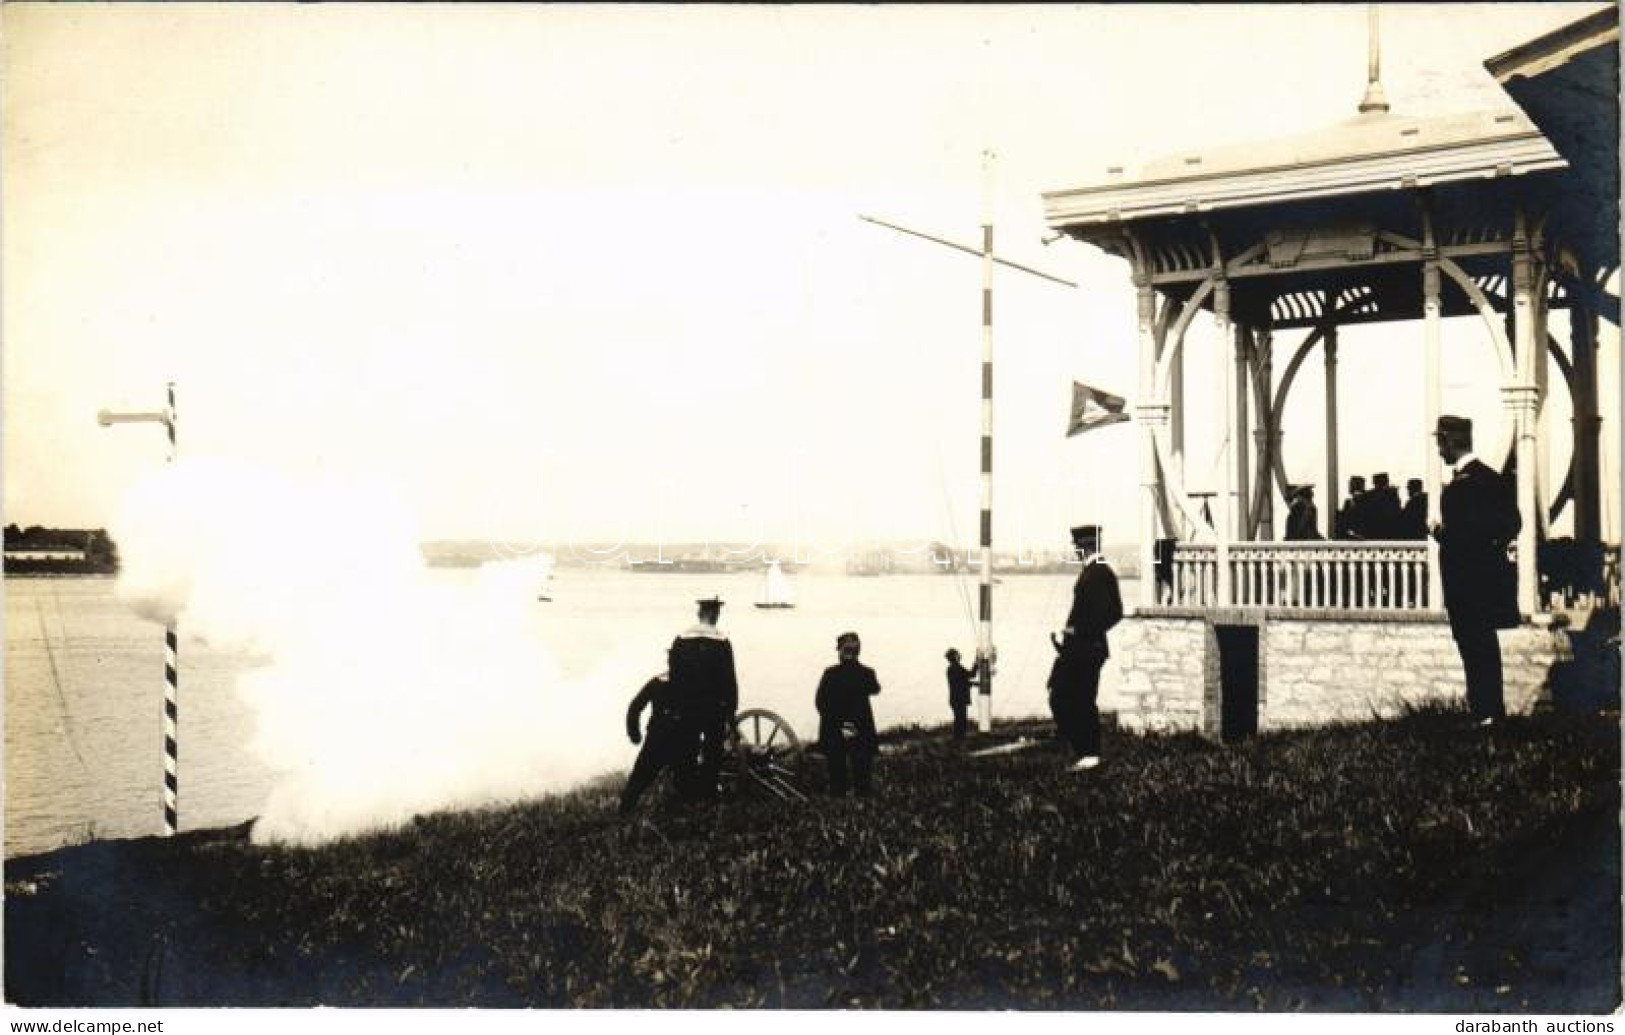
[{"left": 754, "top": 559, "right": 796, "bottom": 609}]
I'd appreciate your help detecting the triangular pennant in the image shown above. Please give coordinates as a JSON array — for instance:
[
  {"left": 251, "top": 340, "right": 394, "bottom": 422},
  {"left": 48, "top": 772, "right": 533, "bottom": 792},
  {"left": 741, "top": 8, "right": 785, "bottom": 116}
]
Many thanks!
[{"left": 1066, "top": 381, "right": 1131, "bottom": 437}]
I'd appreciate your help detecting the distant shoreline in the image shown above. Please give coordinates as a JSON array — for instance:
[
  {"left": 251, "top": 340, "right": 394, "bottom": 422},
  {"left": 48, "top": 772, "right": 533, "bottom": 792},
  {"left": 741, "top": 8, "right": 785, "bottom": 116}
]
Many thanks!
[{"left": 3, "top": 572, "right": 116, "bottom": 579}]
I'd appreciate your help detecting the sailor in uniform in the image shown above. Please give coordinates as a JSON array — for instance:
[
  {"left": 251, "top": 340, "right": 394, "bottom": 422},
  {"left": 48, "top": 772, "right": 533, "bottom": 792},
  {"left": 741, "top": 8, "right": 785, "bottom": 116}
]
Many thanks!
[
  {"left": 815, "top": 632, "right": 882, "bottom": 795},
  {"left": 943, "top": 648, "right": 976, "bottom": 739},
  {"left": 667, "top": 596, "right": 739, "bottom": 800},
  {"left": 619, "top": 673, "right": 696, "bottom": 815},
  {"left": 1047, "top": 525, "right": 1123, "bottom": 771}
]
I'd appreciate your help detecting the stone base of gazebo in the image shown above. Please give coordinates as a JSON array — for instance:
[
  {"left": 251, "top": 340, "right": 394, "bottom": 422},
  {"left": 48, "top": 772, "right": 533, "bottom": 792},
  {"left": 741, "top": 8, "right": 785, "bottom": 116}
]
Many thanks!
[{"left": 1106, "top": 611, "right": 1572, "bottom": 736}]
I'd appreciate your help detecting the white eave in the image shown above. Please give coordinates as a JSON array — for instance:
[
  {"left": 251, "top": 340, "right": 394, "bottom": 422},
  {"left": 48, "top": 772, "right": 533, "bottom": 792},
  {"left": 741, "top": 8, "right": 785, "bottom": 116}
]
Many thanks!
[
  {"left": 1043, "top": 108, "right": 1567, "bottom": 230},
  {"left": 1485, "top": 6, "right": 1619, "bottom": 84}
]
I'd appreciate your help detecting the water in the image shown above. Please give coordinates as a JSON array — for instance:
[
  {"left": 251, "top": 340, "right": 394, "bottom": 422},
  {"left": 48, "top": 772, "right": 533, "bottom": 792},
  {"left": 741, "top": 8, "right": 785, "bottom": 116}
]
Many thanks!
[{"left": 5, "top": 569, "right": 1136, "bottom": 858}]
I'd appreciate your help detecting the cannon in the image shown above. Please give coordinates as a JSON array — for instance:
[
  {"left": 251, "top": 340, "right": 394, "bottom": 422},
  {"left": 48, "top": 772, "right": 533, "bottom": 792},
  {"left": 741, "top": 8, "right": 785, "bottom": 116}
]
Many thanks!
[
  {"left": 623, "top": 673, "right": 808, "bottom": 810},
  {"left": 719, "top": 708, "right": 807, "bottom": 802}
]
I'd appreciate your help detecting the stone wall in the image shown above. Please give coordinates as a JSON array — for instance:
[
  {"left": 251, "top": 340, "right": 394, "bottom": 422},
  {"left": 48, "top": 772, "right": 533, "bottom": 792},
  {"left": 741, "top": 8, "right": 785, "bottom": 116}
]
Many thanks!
[
  {"left": 1106, "top": 617, "right": 1208, "bottom": 733},
  {"left": 1106, "top": 612, "right": 1571, "bottom": 735}
]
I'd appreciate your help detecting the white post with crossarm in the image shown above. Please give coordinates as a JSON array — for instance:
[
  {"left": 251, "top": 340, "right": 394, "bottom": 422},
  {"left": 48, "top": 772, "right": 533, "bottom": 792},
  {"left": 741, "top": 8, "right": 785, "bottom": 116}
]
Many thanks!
[{"left": 98, "top": 383, "right": 179, "bottom": 836}]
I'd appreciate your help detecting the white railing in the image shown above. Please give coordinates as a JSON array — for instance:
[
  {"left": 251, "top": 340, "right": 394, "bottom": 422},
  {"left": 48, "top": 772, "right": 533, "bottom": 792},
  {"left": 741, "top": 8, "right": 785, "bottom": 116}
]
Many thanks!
[{"left": 1163, "top": 541, "right": 1435, "bottom": 612}]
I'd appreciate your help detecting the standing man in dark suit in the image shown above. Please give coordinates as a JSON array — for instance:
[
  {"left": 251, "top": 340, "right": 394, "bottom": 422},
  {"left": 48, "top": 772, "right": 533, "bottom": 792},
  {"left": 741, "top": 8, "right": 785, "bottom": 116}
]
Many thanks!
[
  {"left": 1284, "top": 485, "right": 1323, "bottom": 541},
  {"left": 1400, "top": 478, "right": 1429, "bottom": 540},
  {"left": 1367, "top": 473, "right": 1403, "bottom": 540},
  {"left": 668, "top": 596, "right": 739, "bottom": 800},
  {"left": 1432, "top": 415, "right": 1522, "bottom": 725},
  {"left": 1048, "top": 525, "right": 1123, "bottom": 771},
  {"left": 1338, "top": 476, "right": 1370, "bottom": 539},
  {"left": 815, "top": 632, "right": 882, "bottom": 795},
  {"left": 943, "top": 648, "right": 976, "bottom": 740}
]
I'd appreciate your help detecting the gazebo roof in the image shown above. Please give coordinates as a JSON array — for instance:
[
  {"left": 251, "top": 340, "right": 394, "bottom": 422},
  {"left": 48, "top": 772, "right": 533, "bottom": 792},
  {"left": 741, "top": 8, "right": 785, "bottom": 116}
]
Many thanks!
[
  {"left": 1484, "top": 6, "right": 1619, "bottom": 270},
  {"left": 1043, "top": 107, "right": 1564, "bottom": 231}
]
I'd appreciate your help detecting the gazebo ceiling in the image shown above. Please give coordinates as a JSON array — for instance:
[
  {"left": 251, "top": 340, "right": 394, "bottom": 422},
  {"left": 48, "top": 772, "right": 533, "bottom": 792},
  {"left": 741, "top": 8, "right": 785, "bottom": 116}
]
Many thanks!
[
  {"left": 1057, "top": 171, "right": 1574, "bottom": 330},
  {"left": 1151, "top": 254, "right": 1553, "bottom": 332}
]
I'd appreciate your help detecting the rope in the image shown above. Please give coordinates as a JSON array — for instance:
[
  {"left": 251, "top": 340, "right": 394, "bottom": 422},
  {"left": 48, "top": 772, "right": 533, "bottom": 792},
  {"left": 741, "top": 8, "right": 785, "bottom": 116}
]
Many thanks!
[
  {"left": 1007, "top": 570, "right": 1069, "bottom": 710},
  {"left": 931, "top": 435, "right": 980, "bottom": 642},
  {"left": 35, "top": 593, "right": 89, "bottom": 771}
]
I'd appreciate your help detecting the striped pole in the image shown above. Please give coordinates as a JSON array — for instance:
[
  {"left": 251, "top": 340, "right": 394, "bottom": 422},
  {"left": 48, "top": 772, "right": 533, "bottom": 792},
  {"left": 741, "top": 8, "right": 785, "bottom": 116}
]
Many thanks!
[
  {"left": 854, "top": 161, "right": 1079, "bottom": 736},
  {"left": 97, "top": 386, "right": 179, "bottom": 836},
  {"left": 162, "top": 383, "right": 178, "bottom": 836},
  {"left": 977, "top": 151, "right": 994, "bottom": 733}
]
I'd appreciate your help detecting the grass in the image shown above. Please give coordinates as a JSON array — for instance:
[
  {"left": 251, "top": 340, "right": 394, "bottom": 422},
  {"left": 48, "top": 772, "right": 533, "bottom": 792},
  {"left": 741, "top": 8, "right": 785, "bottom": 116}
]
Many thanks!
[{"left": 5, "top": 707, "right": 1620, "bottom": 1009}]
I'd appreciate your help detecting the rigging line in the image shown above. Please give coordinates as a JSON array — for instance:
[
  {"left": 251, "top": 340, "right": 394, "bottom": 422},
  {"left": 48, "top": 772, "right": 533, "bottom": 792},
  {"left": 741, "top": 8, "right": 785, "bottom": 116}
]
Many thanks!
[
  {"left": 1010, "top": 563, "right": 1071, "bottom": 709},
  {"left": 35, "top": 593, "right": 89, "bottom": 772},
  {"left": 1007, "top": 475, "right": 1074, "bottom": 707},
  {"left": 930, "top": 428, "right": 979, "bottom": 639},
  {"left": 936, "top": 477, "right": 978, "bottom": 639}
]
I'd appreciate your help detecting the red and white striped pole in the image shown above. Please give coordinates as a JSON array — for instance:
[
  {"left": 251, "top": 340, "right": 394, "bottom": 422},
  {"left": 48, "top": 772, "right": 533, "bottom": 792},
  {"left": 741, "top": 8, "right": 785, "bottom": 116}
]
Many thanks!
[
  {"left": 855, "top": 155, "right": 1079, "bottom": 737},
  {"left": 976, "top": 151, "right": 995, "bottom": 733},
  {"left": 98, "top": 383, "right": 180, "bottom": 836},
  {"left": 162, "top": 383, "right": 178, "bottom": 835}
]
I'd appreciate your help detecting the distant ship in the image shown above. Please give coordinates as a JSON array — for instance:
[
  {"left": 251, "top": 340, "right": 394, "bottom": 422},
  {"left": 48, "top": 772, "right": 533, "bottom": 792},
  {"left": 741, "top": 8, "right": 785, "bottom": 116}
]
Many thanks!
[
  {"left": 754, "top": 560, "right": 796, "bottom": 609},
  {"left": 845, "top": 550, "right": 890, "bottom": 577},
  {"left": 627, "top": 557, "right": 731, "bottom": 574}
]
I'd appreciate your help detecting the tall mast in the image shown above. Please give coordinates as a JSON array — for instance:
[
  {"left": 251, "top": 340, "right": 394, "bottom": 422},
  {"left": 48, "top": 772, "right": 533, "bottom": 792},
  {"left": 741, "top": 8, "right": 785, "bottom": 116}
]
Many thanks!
[
  {"left": 977, "top": 150, "right": 995, "bottom": 732},
  {"left": 858, "top": 154, "right": 1076, "bottom": 736}
]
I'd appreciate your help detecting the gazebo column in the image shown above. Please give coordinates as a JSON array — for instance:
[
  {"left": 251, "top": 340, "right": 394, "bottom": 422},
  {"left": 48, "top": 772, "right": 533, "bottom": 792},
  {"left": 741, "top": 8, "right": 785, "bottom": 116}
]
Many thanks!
[
  {"left": 1216, "top": 280, "right": 1235, "bottom": 602},
  {"left": 1253, "top": 329, "right": 1276, "bottom": 540},
  {"left": 1509, "top": 212, "right": 1540, "bottom": 616},
  {"left": 1324, "top": 324, "right": 1341, "bottom": 538},
  {"left": 1571, "top": 282, "right": 1602, "bottom": 542},
  {"left": 1533, "top": 267, "right": 1553, "bottom": 541},
  {"left": 1170, "top": 319, "right": 1185, "bottom": 533},
  {"left": 1422, "top": 256, "right": 1444, "bottom": 610},
  {"left": 1134, "top": 281, "right": 1167, "bottom": 608},
  {"left": 1234, "top": 324, "right": 1252, "bottom": 541}
]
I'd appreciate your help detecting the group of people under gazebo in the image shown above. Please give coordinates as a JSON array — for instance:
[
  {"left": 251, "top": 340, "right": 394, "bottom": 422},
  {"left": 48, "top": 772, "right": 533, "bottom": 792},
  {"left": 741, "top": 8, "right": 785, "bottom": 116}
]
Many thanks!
[{"left": 1284, "top": 472, "right": 1431, "bottom": 542}]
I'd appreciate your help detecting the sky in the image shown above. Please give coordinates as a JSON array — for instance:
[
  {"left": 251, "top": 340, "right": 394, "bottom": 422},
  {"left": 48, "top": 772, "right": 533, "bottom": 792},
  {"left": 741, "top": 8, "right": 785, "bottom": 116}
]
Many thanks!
[{"left": 3, "top": 2, "right": 1614, "bottom": 556}]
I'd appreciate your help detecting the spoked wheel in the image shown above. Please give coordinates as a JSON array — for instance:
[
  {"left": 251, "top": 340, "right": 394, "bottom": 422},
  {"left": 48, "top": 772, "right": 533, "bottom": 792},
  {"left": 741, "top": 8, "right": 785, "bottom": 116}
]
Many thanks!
[{"left": 726, "top": 708, "right": 806, "bottom": 802}]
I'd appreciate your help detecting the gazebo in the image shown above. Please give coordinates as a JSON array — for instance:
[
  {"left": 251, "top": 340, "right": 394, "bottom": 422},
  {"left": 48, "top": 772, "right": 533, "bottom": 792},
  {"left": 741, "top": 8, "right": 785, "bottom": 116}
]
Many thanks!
[{"left": 1040, "top": 8, "right": 1619, "bottom": 735}]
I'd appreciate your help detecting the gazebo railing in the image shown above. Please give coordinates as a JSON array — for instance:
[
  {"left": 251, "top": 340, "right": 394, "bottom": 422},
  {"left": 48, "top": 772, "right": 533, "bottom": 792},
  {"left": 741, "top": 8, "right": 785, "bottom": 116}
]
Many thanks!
[
  {"left": 1163, "top": 541, "right": 1435, "bottom": 612},
  {"left": 1541, "top": 542, "right": 1623, "bottom": 610}
]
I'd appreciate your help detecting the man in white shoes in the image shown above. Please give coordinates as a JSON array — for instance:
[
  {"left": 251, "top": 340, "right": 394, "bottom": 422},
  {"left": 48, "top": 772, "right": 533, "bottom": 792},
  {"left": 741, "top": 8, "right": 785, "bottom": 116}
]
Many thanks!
[
  {"left": 1047, "top": 525, "right": 1122, "bottom": 772},
  {"left": 1431, "top": 415, "right": 1520, "bottom": 728}
]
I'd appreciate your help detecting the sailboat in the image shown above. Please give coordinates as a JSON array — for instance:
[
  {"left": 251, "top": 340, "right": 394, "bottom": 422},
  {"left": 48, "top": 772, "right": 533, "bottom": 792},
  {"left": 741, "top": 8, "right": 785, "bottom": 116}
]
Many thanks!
[{"left": 754, "top": 559, "right": 795, "bottom": 609}]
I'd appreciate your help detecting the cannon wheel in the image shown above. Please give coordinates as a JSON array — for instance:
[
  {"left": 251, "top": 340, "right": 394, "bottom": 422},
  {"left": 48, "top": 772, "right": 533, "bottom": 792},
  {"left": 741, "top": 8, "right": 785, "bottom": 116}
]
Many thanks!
[{"left": 727, "top": 708, "right": 806, "bottom": 802}]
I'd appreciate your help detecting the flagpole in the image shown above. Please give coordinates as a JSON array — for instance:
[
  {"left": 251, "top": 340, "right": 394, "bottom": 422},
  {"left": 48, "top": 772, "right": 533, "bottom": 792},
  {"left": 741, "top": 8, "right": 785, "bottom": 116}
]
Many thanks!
[
  {"left": 977, "top": 149, "right": 996, "bottom": 734},
  {"left": 855, "top": 181, "right": 1078, "bottom": 738}
]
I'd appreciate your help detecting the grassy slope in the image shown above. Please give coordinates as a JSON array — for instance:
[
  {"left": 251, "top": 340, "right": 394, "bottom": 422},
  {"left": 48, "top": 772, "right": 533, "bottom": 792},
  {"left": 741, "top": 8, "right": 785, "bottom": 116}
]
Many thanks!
[{"left": 5, "top": 709, "right": 1620, "bottom": 1010}]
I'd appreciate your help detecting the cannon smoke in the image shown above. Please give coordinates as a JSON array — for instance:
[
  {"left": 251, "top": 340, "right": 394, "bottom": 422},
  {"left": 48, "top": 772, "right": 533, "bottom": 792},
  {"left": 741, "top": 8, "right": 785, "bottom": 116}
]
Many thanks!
[{"left": 112, "top": 457, "right": 629, "bottom": 846}]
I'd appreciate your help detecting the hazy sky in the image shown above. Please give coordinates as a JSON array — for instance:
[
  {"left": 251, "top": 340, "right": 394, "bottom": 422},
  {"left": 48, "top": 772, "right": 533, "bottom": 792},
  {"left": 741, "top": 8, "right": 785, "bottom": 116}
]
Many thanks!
[{"left": 3, "top": 3, "right": 1611, "bottom": 554}]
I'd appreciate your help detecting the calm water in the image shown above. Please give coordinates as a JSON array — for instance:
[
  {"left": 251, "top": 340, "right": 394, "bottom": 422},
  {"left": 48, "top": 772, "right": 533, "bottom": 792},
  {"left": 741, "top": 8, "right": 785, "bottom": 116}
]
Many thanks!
[{"left": 5, "top": 569, "right": 1136, "bottom": 857}]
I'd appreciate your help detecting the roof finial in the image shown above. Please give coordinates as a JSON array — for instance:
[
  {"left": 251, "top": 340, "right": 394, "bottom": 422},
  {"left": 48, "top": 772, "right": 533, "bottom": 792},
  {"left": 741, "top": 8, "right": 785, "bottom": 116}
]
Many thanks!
[{"left": 1358, "top": 4, "right": 1391, "bottom": 114}]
